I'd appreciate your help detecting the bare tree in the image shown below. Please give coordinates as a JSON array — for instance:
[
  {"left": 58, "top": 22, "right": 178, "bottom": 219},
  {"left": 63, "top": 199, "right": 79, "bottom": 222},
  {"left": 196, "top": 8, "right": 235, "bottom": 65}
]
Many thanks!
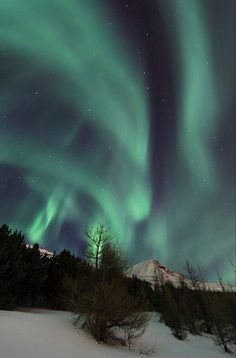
[
  {"left": 228, "top": 257, "right": 236, "bottom": 274},
  {"left": 73, "top": 224, "right": 150, "bottom": 345},
  {"left": 211, "top": 296, "right": 235, "bottom": 354},
  {"left": 184, "top": 259, "right": 199, "bottom": 289},
  {"left": 86, "top": 223, "right": 110, "bottom": 270},
  {"left": 216, "top": 268, "right": 227, "bottom": 293}
]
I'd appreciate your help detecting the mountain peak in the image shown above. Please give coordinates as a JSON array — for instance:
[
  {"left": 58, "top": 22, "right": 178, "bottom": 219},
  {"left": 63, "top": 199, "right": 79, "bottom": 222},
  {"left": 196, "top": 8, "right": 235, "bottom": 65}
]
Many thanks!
[
  {"left": 127, "top": 259, "right": 235, "bottom": 292},
  {"left": 126, "top": 259, "right": 184, "bottom": 287}
]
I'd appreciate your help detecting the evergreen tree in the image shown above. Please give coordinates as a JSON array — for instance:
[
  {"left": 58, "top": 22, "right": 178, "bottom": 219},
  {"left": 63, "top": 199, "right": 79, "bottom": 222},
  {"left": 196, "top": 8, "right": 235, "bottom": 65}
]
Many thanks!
[
  {"left": 21, "top": 244, "right": 49, "bottom": 306},
  {"left": 44, "top": 249, "right": 91, "bottom": 309},
  {"left": 160, "top": 285, "right": 187, "bottom": 340},
  {"left": 0, "top": 224, "right": 27, "bottom": 309}
]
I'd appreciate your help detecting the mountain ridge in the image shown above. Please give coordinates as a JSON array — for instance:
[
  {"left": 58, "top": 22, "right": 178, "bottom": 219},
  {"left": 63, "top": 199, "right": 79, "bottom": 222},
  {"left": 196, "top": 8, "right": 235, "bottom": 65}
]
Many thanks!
[{"left": 126, "top": 259, "right": 234, "bottom": 291}]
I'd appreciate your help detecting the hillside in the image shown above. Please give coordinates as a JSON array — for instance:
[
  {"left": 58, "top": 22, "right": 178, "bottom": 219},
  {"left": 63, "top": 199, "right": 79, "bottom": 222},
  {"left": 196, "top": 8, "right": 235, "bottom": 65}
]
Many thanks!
[{"left": 0, "top": 309, "right": 227, "bottom": 358}]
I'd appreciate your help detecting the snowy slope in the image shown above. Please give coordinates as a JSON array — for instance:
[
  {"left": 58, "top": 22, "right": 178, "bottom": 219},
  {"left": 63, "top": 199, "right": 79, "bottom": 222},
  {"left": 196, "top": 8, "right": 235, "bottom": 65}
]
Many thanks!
[{"left": 0, "top": 309, "right": 227, "bottom": 358}]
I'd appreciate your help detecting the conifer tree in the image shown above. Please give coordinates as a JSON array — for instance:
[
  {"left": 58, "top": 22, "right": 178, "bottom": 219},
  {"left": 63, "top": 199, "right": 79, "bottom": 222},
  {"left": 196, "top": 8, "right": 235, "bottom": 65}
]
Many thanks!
[{"left": 0, "top": 224, "right": 27, "bottom": 309}]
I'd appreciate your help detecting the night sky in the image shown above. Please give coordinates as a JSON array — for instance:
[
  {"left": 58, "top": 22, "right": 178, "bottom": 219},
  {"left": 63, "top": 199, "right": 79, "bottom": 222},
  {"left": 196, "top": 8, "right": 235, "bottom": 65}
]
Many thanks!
[{"left": 0, "top": 0, "right": 235, "bottom": 282}]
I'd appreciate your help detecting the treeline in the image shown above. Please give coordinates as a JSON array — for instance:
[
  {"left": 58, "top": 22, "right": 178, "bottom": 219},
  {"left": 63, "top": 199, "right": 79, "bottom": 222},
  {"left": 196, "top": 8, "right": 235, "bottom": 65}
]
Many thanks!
[
  {"left": 151, "top": 263, "right": 236, "bottom": 353},
  {"left": 0, "top": 224, "right": 151, "bottom": 310},
  {"left": 0, "top": 224, "right": 92, "bottom": 309},
  {"left": 0, "top": 223, "right": 235, "bottom": 352},
  {"left": 0, "top": 224, "right": 152, "bottom": 346}
]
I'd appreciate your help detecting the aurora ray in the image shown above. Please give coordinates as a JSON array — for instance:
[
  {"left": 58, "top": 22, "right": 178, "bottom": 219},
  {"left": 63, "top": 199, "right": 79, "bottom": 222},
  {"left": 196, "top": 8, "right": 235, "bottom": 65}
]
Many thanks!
[{"left": 0, "top": 0, "right": 234, "bottom": 282}]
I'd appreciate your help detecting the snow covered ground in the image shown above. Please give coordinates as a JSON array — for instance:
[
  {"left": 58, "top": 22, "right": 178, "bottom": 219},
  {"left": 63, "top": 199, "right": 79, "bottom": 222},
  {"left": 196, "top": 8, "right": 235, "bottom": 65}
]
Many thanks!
[{"left": 0, "top": 309, "right": 227, "bottom": 358}]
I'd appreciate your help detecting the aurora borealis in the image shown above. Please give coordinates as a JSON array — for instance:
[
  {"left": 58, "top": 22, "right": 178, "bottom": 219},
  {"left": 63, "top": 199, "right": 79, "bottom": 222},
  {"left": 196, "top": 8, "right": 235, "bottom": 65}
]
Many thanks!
[{"left": 0, "top": 0, "right": 235, "bottom": 282}]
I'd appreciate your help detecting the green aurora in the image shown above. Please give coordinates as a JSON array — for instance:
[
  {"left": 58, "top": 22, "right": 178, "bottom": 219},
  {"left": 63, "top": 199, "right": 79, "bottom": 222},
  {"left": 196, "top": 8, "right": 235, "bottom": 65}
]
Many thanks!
[{"left": 0, "top": 0, "right": 235, "bottom": 282}]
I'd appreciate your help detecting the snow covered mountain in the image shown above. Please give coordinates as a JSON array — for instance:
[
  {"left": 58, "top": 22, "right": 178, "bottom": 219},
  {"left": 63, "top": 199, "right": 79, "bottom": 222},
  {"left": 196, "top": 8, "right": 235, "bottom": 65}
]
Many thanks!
[
  {"left": 126, "top": 259, "right": 185, "bottom": 287},
  {"left": 126, "top": 259, "right": 234, "bottom": 291},
  {"left": 26, "top": 244, "right": 54, "bottom": 258}
]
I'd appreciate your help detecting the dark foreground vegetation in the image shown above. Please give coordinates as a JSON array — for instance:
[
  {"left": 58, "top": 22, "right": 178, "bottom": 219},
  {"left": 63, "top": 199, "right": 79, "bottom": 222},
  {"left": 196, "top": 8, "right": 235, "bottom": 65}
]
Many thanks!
[{"left": 0, "top": 223, "right": 235, "bottom": 352}]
